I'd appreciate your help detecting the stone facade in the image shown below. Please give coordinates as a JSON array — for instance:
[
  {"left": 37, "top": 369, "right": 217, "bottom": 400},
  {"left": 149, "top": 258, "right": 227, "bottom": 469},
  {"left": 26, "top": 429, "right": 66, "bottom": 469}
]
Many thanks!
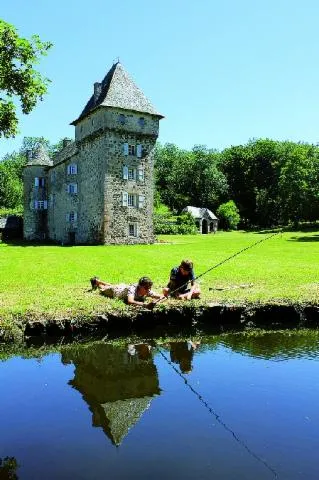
[{"left": 23, "top": 62, "right": 163, "bottom": 245}]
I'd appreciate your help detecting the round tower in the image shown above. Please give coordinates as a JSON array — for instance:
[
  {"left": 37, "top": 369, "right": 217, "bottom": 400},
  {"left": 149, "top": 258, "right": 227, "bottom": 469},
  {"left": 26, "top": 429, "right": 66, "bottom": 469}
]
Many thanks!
[{"left": 23, "top": 144, "right": 52, "bottom": 241}]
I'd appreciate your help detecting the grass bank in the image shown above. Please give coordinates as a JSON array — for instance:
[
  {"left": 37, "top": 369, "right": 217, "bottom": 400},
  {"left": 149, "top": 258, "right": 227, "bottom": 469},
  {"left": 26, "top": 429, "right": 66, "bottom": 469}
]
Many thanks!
[{"left": 0, "top": 229, "right": 318, "bottom": 339}]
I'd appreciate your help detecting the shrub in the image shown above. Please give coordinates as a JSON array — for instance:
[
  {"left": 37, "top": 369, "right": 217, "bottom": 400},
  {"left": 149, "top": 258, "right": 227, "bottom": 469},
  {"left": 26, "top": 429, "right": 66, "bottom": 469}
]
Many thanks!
[
  {"left": 154, "top": 210, "right": 198, "bottom": 235},
  {"left": 216, "top": 200, "right": 240, "bottom": 230}
]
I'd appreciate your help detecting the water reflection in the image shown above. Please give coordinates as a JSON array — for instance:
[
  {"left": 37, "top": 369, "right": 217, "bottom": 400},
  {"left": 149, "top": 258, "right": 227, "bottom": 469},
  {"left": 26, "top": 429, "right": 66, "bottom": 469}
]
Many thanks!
[
  {"left": 169, "top": 340, "right": 201, "bottom": 373},
  {"left": 0, "top": 456, "right": 19, "bottom": 480},
  {"left": 221, "top": 331, "right": 319, "bottom": 360},
  {"left": 61, "top": 343, "right": 160, "bottom": 446}
]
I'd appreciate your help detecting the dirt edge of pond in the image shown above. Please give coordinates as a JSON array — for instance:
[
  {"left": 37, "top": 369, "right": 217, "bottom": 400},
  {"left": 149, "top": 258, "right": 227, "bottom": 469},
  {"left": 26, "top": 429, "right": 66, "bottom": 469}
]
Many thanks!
[{"left": 1, "top": 301, "right": 319, "bottom": 343}]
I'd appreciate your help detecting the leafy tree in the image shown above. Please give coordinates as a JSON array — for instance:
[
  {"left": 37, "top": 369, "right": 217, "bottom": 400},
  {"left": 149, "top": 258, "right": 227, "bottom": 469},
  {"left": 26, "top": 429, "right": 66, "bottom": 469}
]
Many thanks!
[
  {"left": 0, "top": 152, "right": 26, "bottom": 208},
  {"left": 0, "top": 456, "right": 19, "bottom": 479},
  {"left": 277, "top": 142, "right": 319, "bottom": 225},
  {"left": 154, "top": 143, "right": 228, "bottom": 213},
  {"left": 0, "top": 20, "right": 52, "bottom": 137},
  {"left": 216, "top": 200, "right": 240, "bottom": 230}
]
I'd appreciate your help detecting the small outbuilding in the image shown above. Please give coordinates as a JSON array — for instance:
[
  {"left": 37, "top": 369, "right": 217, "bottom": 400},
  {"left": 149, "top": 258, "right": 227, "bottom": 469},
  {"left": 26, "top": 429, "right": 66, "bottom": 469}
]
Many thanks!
[{"left": 183, "top": 206, "right": 218, "bottom": 234}]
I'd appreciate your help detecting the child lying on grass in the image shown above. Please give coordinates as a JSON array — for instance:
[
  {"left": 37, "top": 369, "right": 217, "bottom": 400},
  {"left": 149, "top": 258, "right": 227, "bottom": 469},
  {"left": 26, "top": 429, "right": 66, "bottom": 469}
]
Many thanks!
[{"left": 90, "top": 275, "right": 163, "bottom": 309}]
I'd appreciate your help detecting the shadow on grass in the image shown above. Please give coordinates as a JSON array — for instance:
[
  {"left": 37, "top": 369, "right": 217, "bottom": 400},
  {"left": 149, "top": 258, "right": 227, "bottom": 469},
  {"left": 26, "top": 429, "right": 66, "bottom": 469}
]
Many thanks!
[
  {"left": 0, "top": 239, "right": 70, "bottom": 248},
  {"left": 288, "top": 235, "right": 319, "bottom": 242}
]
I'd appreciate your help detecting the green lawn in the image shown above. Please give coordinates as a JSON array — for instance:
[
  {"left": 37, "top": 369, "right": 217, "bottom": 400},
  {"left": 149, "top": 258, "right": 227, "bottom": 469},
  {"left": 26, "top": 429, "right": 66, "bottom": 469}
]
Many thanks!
[{"left": 0, "top": 230, "right": 318, "bottom": 321}]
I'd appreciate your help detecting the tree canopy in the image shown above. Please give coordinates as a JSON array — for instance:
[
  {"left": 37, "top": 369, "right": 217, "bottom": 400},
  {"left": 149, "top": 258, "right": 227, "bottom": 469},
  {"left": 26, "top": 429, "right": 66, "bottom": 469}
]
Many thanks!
[{"left": 0, "top": 20, "right": 52, "bottom": 137}]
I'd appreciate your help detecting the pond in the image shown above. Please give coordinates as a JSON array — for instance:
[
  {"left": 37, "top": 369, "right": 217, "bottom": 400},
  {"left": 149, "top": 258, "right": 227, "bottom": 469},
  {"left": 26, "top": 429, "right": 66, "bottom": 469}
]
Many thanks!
[{"left": 1, "top": 331, "right": 319, "bottom": 479}]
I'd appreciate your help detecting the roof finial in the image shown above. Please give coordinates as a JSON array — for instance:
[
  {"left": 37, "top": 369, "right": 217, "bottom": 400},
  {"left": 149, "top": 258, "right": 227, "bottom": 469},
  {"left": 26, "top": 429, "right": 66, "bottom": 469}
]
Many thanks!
[{"left": 113, "top": 56, "right": 120, "bottom": 65}]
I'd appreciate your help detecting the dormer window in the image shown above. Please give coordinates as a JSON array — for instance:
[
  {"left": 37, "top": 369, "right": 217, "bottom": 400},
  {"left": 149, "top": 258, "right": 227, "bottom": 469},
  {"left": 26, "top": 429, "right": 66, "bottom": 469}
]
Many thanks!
[
  {"left": 118, "top": 114, "right": 126, "bottom": 125},
  {"left": 138, "top": 117, "right": 146, "bottom": 128}
]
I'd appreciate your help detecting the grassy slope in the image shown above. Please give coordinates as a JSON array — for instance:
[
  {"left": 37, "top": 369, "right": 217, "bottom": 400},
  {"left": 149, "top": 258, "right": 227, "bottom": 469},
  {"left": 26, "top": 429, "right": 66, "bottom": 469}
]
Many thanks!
[{"left": 0, "top": 230, "right": 318, "bottom": 321}]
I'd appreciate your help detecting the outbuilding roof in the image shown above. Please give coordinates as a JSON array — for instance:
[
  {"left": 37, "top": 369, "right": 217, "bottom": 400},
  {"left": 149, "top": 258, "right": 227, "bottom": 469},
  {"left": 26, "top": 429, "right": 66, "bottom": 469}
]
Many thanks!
[
  {"left": 183, "top": 206, "right": 218, "bottom": 220},
  {"left": 71, "top": 62, "right": 164, "bottom": 125}
]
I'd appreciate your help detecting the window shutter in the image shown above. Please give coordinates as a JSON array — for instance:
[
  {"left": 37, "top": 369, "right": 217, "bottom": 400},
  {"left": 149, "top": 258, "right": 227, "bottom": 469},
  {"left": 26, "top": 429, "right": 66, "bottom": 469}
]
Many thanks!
[
  {"left": 67, "top": 165, "right": 71, "bottom": 175},
  {"left": 136, "top": 144, "right": 142, "bottom": 158},
  {"left": 74, "top": 212, "right": 78, "bottom": 222},
  {"left": 123, "top": 143, "right": 129, "bottom": 155},
  {"left": 138, "top": 195, "right": 145, "bottom": 209},
  {"left": 34, "top": 177, "right": 39, "bottom": 187},
  {"left": 74, "top": 183, "right": 78, "bottom": 194},
  {"left": 138, "top": 168, "right": 144, "bottom": 182},
  {"left": 123, "top": 166, "right": 128, "bottom": 180},
  {"left": 34, "top": 200, "right": 38, "bottom": 209},
  {"left": 73, "top": 164, "right": 78, "bottom": 174},
  {"left": 122, "top": 191, "right": 128, "bottom": 207},
  {"left": 135, "top": 223, "right": 139, "bottom": 237},
  {"left": 66, "top": 213, "right": 70, "bottom": 222},
  {"left": 43, "top": 200, "right": 48, "bottom": 210}
]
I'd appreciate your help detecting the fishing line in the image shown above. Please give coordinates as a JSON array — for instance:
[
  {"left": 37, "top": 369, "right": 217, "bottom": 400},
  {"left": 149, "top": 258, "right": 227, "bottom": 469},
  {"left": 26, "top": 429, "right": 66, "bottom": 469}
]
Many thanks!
[
  {"left": 154, "top": 230, "right": 282, "bottom": 305},
  {"left": 156, "top": 346, "right": 279, "bottom": 479}
]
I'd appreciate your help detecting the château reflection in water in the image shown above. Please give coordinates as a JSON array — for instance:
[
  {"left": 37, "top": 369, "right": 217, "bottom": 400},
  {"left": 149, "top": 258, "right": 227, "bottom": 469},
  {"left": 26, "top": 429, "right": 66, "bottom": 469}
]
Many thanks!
[
  {"left": 57, "top": 332, "right": 319, "bottom": 448},
  {"left": 61, "top": 343, "right": 160, "bottom": 446}
]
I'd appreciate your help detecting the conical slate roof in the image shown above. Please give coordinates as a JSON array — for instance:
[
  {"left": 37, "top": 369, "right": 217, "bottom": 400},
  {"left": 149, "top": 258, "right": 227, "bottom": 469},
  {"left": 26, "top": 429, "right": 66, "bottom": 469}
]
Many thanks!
[
  {"left": 71, "top": 62, "right": 163, "bottom": 125},
  {"left": 26, "top": 144, "right": 52, "bottom": 166},
  {"left": 96, "top": 397, "right": 153, "bottom": 446}
]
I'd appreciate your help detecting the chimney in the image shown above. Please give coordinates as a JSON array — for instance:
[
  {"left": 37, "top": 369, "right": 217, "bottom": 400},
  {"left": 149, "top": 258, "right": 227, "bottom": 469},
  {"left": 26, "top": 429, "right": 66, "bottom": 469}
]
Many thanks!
[
  {"left": 63, "top": 138, "right": 72, "bottom": 148},
  {"left": 94, "top": 82, "right": 102, "bottom": 103},
  {"left": 26, "top": 149, "right": 33, "bottom": 161}
]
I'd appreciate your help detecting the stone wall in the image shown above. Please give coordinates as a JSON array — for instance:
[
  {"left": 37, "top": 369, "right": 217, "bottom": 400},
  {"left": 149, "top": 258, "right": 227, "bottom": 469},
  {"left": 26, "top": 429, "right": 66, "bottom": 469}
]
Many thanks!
[
  {"left": 44, "top": 107, "right": 159, "bottom": 245},
  {"left": 23, "top": 165, "right": 49, "bottom": 240}
]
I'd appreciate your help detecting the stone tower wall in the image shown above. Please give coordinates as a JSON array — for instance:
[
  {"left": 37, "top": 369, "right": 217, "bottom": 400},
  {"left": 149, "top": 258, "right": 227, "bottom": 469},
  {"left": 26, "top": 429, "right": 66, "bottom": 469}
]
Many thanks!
[{"left": 23, "top": 165, "right": 49, "bottom": 240}]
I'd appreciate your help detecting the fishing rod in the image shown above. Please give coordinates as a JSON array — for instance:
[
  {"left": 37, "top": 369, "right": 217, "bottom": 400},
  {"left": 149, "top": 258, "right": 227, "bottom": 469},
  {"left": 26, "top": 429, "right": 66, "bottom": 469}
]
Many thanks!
[{"left": 153, "top": 229, "right": 282, "bottom": 306}]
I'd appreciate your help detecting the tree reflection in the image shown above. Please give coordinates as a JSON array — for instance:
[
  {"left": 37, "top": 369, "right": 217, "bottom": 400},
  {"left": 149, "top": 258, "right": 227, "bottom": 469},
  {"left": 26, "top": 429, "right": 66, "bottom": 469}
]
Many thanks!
[
  {"left": 0, "top": 457, "right": 19, "bottom": 480},
  {"left": 222, "top": 331, "right": 319, "bottom": 360},
  {"left": 61, "top": 343, "right": 160, "bottom": 446}
]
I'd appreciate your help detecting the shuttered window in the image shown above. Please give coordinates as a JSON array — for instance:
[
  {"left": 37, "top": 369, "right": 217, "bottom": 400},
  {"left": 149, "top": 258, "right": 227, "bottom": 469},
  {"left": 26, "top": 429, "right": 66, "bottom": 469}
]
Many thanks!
[
  {"left": 34, "top": 177, "right": 45, "bottom": 187},
  {"left": 122, "top": 193, "right": 145, "bottom": 209},
  {"left": 138, "top": 195, "right": 145, "bottom": 209},
  {"left": 123, "top": 166, "right": 129, "bottom": 180},
  {"left": 137, "top": 167, "right": 144, "bottom": 182},
  {"left": 122, "top": 191, "right": 128, "bottom": 207},
  {"left": 67, "top": 164, "right": 78, "bottom": 175},
  {"left": 128, "top": 193, "right": 136, "bottom": 207},
  {"left": 34, "top": 200, "right": 48, "bottom": 210},
  {"left": 67, "top": 183, "right": 78, "bottom": 194},
  {"left": 129, "top": 145, "right": 136, "bottom": 156},
  {"left": 136, "top": 144, "right": 142, "bottom": 158}
]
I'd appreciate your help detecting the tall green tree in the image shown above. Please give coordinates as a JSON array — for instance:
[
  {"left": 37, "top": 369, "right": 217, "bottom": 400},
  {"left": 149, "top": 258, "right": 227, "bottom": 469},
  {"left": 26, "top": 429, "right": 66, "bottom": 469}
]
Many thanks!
[
  {"left": 155, "top": 143, "right": 228, "bottom": 212},
  {"left": 0, "top": 20, "right": 52, "bottom": 137}
]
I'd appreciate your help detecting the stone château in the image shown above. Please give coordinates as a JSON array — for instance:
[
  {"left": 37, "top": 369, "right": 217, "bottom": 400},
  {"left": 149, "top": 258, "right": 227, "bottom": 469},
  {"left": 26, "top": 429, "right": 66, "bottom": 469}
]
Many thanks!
[{"left": 23, "top": 62, "right": 163, "bottom": 245}]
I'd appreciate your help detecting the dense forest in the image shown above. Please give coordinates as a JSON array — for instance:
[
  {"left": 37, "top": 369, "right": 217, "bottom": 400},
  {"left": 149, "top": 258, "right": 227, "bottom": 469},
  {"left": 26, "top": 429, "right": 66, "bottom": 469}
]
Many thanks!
[{"left": 1, "top": 137, "right": 319, "bottom": 229}]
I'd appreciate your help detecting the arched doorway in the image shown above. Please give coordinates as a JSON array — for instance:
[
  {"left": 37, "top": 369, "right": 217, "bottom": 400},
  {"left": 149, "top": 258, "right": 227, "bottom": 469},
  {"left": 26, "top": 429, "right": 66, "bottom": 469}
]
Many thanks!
[{"left": 202, "top": 219, "right": 208, "bottom": 234}]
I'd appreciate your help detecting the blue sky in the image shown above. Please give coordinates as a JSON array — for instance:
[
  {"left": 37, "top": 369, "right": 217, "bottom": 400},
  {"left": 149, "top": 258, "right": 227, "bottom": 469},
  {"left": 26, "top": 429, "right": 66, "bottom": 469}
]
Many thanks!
[{"left": 1, "top": 0, "right": 319, "bottom": 158}]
